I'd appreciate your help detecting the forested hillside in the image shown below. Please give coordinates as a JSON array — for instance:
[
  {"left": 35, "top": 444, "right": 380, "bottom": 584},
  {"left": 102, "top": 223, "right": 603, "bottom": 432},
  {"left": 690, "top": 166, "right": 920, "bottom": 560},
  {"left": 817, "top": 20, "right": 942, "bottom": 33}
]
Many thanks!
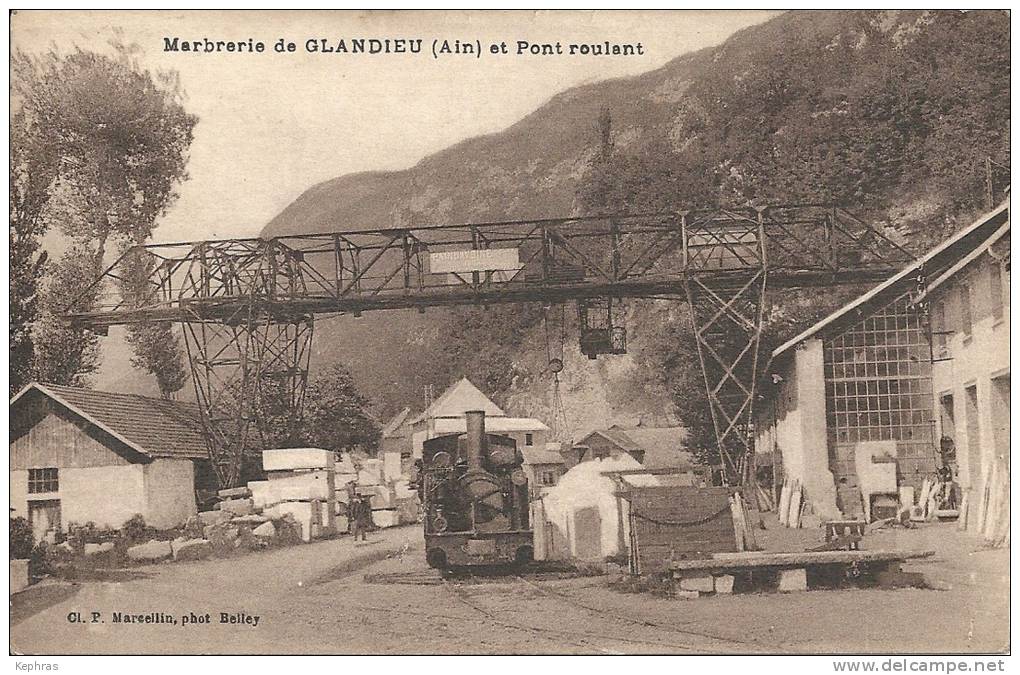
[{"left": 263, "top": 10, "right": 1010, "bottom": 441}]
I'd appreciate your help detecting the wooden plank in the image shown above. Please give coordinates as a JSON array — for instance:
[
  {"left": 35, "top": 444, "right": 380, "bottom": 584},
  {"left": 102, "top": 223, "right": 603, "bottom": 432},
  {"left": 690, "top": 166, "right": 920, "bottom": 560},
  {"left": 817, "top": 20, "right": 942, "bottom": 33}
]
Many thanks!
[
  {"left": 778, "top": 482, "right": 791, "bottom": 527},
  {"left": 670, "top": 549, "right": 935, "bottom": 572}
]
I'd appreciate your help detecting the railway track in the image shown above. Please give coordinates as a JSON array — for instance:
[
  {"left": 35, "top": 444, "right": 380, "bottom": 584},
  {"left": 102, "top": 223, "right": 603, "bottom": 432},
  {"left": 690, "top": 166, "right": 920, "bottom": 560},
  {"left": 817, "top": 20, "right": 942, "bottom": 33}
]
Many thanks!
[{"left": 357, "top": 563, "right": 774, "bottom": 653}]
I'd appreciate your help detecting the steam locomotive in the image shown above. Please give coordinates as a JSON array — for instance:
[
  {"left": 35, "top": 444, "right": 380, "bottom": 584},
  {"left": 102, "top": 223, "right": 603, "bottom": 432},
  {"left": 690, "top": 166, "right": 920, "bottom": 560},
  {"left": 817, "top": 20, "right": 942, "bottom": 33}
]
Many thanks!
[{"left": 416, "top": 410, "right": 533, "bottom": 569}]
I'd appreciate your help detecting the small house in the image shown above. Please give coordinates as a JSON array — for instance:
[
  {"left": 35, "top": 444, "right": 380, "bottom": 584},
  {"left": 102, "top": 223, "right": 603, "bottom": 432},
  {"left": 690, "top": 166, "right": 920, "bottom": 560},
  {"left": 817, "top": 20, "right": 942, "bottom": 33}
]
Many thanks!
[
  {"left": 410, "top": 378, "right": 550, "bottom": 457},
  {"left": 10, "top": 383, "right": 214, "bottom": 539},
  {"left": 521, "top": 443, "right": 567, "bottom": 492}
]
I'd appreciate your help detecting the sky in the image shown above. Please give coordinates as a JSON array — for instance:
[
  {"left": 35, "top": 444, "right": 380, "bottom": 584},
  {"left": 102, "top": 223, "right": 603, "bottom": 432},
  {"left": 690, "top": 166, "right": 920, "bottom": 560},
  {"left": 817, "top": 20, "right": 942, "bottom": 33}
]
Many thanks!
[{"left": 11, "top": 10, "right": 778, "bottom": 243}]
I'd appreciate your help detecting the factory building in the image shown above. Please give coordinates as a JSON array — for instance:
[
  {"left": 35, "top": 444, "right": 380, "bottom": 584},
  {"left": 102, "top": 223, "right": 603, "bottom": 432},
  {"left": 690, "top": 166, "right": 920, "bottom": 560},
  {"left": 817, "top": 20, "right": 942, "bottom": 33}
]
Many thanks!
[{"left": 756, "top": 201, "right": 1009, "bottom": 522}]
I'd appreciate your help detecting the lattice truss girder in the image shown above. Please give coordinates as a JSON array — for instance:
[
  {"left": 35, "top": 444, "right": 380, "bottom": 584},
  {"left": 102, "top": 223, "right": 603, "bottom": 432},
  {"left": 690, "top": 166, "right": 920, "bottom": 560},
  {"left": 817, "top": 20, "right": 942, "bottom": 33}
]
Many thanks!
[
  {"left": 183, "top": 318, "right": 313, "bottom": 488},
  {"left": 63, "top": 204, "right": 915, "bottom": 487},
  {"left": 69, "top": 205, "right": 912, "bottom": 327}
]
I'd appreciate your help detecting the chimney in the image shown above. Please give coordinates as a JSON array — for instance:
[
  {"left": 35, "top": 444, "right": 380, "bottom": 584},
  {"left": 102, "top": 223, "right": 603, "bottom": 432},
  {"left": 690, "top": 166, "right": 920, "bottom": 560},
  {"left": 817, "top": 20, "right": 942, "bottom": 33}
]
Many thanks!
[{"left": 464, "top": 410, "right": 486, "bottom": 470}]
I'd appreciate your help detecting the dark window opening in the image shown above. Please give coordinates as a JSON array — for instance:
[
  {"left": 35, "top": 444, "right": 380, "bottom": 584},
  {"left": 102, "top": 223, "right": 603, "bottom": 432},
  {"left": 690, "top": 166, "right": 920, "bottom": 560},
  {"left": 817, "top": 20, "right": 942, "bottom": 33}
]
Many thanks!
[
  {"left": 990, "top": 263, "right": 1004, "bottom": 322},
  {"left": 959, "top": 283, "right": 973, "bottom": 339},
  {"left": 525, "top": 433, "right": 534, "bottom": 446},
  {"left": 28, "top": 468, "right": 59, "bottom": 493}
]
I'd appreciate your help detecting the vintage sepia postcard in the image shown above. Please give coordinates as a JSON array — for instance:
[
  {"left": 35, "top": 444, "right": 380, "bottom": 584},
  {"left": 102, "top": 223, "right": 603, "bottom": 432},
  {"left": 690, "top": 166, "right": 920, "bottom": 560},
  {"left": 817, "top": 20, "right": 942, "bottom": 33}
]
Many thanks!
[{"left": 8, "top": 9, "right": 1011, "bottom": 664}]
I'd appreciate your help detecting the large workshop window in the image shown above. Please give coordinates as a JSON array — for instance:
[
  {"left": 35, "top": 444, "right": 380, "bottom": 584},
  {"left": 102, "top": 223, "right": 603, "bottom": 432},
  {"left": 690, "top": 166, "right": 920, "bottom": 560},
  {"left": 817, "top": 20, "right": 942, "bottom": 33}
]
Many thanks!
[
  {"left": 28, "top": 468, "right": 59, "bottom": 493},
  {"left": 823, "top": 293, "right": 935, "bottom": 510}
]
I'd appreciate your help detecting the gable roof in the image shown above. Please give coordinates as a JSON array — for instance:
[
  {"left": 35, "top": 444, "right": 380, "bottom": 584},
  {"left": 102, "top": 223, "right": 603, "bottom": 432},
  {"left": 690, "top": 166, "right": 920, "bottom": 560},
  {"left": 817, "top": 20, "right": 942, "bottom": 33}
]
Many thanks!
[
  {"left": 11, "top": 383, "right": 209, "bottom": 460},
  {"left": 410, "top": 378, "right": 505, "bottom": 423},
  {"left": 772, "top": 200, "right": 1010, "bottom": 360},
  {"left": 381, "top": 407, "right": 412, "bottom": 438},
  {"left": 576, "top": 429, "right": 646, "bottom": 456},
  {"left": 916, "top": 219, "right": 1010, "bottom": 303}
]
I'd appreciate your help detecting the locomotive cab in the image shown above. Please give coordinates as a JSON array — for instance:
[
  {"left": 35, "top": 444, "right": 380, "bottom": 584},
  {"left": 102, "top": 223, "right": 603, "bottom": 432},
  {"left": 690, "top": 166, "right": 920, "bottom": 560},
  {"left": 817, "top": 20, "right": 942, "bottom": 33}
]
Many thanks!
[{"left": 420, "top": 410, "right": 533, "bottom": 568}]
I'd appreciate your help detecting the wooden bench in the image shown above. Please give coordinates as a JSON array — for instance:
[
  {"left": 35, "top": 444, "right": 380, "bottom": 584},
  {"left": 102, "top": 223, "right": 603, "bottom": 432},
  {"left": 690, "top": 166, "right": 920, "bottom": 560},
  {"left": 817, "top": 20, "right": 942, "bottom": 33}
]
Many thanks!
[{"left": 668, "top": 549, "right": 934, "bottom": 597}]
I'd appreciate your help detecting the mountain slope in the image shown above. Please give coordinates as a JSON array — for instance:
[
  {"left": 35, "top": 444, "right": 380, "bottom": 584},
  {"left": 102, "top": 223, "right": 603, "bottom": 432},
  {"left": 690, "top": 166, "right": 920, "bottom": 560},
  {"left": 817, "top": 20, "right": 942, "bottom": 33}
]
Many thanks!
[{"left": 262, "top": 10, "right": 1010, "bottom": 434}]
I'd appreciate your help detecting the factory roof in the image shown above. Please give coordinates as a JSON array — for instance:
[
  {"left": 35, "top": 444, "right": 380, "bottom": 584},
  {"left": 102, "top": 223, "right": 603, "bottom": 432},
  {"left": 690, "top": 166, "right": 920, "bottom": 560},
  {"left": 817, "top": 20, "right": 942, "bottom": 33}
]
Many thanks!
[
  {"left": 10, "top": 382, "right": 208, "bottom": 460},
  {"left": 771, "top": 200, "right": 1009, "bottom": 360}
]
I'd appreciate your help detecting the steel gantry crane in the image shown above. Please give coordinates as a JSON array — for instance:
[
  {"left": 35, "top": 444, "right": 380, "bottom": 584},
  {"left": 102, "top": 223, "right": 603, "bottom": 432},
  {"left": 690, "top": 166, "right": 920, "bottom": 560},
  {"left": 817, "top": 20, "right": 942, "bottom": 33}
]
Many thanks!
[{"left": 65, "top": 204, "right": 913, "bottom": 487}]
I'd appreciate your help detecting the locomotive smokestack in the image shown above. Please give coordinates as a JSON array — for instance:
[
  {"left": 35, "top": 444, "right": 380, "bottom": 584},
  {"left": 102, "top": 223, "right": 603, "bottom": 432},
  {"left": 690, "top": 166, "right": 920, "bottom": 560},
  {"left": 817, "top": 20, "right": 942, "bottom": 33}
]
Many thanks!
[{"left": 465, "top": 409, "right": 486, "bottom": 470}]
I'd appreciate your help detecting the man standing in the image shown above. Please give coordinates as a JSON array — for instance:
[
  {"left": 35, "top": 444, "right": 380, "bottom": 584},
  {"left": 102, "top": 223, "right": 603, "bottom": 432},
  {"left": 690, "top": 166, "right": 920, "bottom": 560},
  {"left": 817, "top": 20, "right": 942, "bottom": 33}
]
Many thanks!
[
  {"left": 345, "top": 480, "right": 359, "bottom": 536},
  {"left": 355, "top": 495, "right": 373, "bottom": 542}
]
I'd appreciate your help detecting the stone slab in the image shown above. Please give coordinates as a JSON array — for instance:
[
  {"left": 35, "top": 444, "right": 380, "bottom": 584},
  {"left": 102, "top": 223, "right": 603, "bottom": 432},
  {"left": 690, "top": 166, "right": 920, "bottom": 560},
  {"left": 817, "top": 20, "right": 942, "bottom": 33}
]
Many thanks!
[
  {"left": 778, "top": 567, "right": 807, "bottom": 592},
  {"left": 253, "top": 521, "right": 276, "bottom": 538},
  {"left": 714, "top": 574, "right": 735, "bottom": 594},
  {"left": 678, "top": 575, "right": 715, "bottom": 593},
  {"left": 218, "top": 486, "right": 251, "bottom": 499},
  {"left": 372, "top": 509, "right": 400, "bottom": 528},
  {"left": 10, "top": 559, "right": 29, "bottom": 594},
  {"left": 127, "top": 540, "right": 172, "bottom": 562},
  {"left": 262, "top": 448, "right": 335, "bottom": 472},
  {"left": 673, "top": 590, "right": 700, "bottom": 600},
  {"left": 197, "top": 510, "right": 231, "bottom": 527},
  {"left": 172, "top": 538, "right": 212, "bottom": 561},
  {"left": 84, "top": 542, "right": 115, "bottom": 556},
  {"left": 219, "top": 498, "right": 254, "bottom": 516}
]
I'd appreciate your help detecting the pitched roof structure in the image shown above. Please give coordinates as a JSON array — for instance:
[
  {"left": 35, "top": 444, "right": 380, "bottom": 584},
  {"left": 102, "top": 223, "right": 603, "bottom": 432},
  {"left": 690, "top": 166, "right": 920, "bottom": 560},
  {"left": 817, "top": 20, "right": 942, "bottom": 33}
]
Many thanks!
[
  {"left": 410, "top": 378, "right": 505, "bottom": 423},
  {"left": 576, "top": 429, "right": 646, "bottom": 456},
  {"left": 772, "top": 200, "right": 1010, "bottom": 360},
  {"left": 10, "top": 383, "right": 209, "bottom": 460},
  {"left": 381, "top": 407, "right": 412, "bottom": 438}
]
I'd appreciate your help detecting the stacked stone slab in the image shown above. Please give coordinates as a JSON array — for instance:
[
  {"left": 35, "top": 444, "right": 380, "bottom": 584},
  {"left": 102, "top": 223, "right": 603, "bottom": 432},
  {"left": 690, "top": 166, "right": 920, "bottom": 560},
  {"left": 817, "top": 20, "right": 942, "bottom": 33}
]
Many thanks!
[{"left": 255, "top": 448, "right": 337, "bottom": 542}]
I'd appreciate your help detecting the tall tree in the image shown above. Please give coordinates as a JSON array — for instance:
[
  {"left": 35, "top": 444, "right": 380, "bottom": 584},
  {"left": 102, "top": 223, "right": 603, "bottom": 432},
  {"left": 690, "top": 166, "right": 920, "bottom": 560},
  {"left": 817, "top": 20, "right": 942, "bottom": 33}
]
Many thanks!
[
  {"left": 12, "top": 42, "right": 197, "bottom": 388},
  {"left": 303, "top": 364, "right": 380, "bottom": 454},
  {"left": 9, "top": 101, "right": 58, "bottom": 394},
  {"left": 118, "top": 248, "right": 187, "bottom": 398}
]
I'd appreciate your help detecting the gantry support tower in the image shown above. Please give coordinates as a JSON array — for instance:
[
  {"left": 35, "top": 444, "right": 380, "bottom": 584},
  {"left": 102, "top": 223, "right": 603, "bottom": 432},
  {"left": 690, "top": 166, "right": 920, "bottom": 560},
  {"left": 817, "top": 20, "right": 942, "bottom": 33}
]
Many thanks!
[{"left": 66, "top": 204, "right": 912, "bottom": 486}]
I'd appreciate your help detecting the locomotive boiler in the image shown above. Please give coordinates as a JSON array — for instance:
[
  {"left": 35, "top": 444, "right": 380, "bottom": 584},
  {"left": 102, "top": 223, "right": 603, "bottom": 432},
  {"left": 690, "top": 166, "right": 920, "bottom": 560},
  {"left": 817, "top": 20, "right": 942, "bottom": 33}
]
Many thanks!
[{"left": 417, "top": 410, "right": 533, "bottom": 569}]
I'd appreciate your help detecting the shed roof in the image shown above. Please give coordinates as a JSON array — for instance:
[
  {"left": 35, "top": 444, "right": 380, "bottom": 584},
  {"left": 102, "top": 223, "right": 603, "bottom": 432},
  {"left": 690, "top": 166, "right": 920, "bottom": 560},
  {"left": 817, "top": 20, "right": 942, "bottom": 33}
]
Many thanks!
[
  {"left": 10, "top": 383, "right": 209, "bottom": 460},
  {"left": 522, "top": 444, "right": 566, "bottom": 466},
  {"left": 410, "top": 378, "right": 505, "bottom": 423},
  {"left": 771, "top": 200, "right": 1010, "bottom": 360}
]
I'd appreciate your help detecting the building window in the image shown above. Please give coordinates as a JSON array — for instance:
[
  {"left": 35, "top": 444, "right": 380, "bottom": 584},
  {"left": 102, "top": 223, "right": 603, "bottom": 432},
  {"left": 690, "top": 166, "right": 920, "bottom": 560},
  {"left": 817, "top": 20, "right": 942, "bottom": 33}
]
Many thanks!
[
  {"left": 990, "top": 263, "right": 1004, "bottom": 322},
  {"left": 541, "top": 471, "right": 557, "bottom": 486},
  {"left": 959, "top": 282, "right": 973, "bottom": 340},
  {"left": 28, "top": 468, "right": 58, "bottom": 493},
  {"left": 525, "top": 433, "right": 534, "bottom": 446},
  {"left": 932, "top": 300, "right": 949, "bottom": 358}
]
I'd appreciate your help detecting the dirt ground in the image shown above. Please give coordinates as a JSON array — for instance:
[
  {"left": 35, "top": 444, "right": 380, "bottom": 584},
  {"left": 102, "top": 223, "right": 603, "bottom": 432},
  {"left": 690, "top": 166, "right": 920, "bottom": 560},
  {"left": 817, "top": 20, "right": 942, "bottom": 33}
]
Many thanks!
[{"left": 10, "top": 517, "right": 1009, "bottom": 655}]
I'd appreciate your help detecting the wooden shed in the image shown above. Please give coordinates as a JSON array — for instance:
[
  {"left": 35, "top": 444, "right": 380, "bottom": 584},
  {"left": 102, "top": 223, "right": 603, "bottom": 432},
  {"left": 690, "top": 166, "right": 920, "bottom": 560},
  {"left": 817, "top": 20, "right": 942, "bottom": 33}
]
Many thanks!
[{"left": 10, "top": 383, "right": 214, "bottom": 539}]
